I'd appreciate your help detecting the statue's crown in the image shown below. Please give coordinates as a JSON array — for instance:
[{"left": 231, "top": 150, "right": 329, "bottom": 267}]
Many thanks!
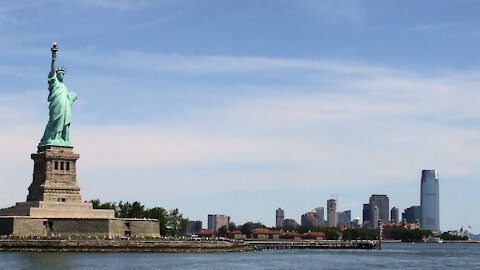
[{"left": 56, "top": 66, "right": 67, "bottom": 73}]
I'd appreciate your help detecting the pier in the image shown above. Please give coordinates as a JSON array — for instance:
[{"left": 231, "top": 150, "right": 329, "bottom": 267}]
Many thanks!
[{"left": 247, "top": 240, "right": 378, "bottom": 250}]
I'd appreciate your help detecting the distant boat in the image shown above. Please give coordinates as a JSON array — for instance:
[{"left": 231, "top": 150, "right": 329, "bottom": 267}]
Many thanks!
[{"left": 425, "top": 236, "right": 443, "bottom": 243}]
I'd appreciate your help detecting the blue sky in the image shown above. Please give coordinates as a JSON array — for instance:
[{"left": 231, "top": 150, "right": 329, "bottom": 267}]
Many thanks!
[{"left": 1, "top": 0, "right": 480, "bottom": 233}]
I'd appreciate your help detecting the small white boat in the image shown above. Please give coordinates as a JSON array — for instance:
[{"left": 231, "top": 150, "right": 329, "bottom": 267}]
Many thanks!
[{"left": 425, "top": 236, "right": 443, "bottom": 243}]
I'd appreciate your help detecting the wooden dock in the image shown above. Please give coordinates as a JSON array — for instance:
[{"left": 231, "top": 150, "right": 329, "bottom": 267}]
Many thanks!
[{"left": 247, "top": 240, "right": 378, "bottom": 250}]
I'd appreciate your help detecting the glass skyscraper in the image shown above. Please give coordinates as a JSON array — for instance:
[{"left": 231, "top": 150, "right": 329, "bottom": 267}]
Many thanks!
[{"left": 420, "top": 169, "right": 440, "bottom": 231}]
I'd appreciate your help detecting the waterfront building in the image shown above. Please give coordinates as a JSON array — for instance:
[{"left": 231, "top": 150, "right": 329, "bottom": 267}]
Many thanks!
[
  {"left": 207, "top": 214, "right": 230, "bottom": 231},
  {"left": 301, "top": 211, "right": 319, "bottom": 227},
  {"left": 402, "top": 206, "right": 421, "bottom": 224},
  {"left": 327, "top": 199, "right": 336, "bottom": 227},
  {"left": 186, "top": 220, "right": 203, "bottom": 235},
  {"left": 275, "top": 208, "right": 284, "bottom": 228},
  {"left": 420, "top": 169, "right": 440, "bottom": 231},
  {"left": 391, "top": 207, "right": 400, "bottom": 223},
  {"left": 314, "top": 207, "right": 325, "bottom": 225}
]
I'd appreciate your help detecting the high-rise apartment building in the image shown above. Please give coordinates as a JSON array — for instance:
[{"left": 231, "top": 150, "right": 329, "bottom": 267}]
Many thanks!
[
  {"left": 336, "top": 210, "right": 351, "bottom": 227},
  {"left": 207, "top": 214, "right": 230, "bottom": 231},
  {"left": 314, "top": 207, "right": 325, "bottom": 225},
  {"left": 421, "top": 170, "right": 440, "bottom": 231},
  {"left": 362, "top": 203, "right": 372, "bottom": 228},
  {"left": 390, "top": 207, "right": 400, "bottom": 223},
  {"left": 327, "top": 199, "right": 336, "bottom": 227},
  {"left": 283, "top": 218, "right": 299, "bottom": 227},
  {"left": 370, "top": 194, "right": 389, "bottom": 227},
  {"left": 402, "top": 206, "right": 421, "bottom": 224},
  {"left": 301, "top": 211, "right": 319, "bottom": 227},
  {"left": 275, "top": 208, "right": 284, "bottom": 227}
]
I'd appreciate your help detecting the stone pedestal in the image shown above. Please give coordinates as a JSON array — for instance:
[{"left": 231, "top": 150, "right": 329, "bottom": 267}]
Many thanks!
[
  {"left": 0, "top": 145, "right": 115, "bottom": 219},
  {"left": 27, "top": 145, "right": 81, "bottom": 203},
  {"left": 0, "top": 145, "right": 159, "bottom": 237}
]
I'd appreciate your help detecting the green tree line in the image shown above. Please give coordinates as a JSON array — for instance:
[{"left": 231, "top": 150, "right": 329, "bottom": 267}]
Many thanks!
[
  {"left": 387, "top": 228, "right": 433, "bottom": 242},
  {"left": 90, "top": 199, "right": 187, "bottom": 237}
]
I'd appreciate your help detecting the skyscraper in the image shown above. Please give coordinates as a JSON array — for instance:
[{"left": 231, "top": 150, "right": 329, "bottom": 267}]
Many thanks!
[
  {"left": 421, "top": 170, "right": 440, "bottom": 231},
  {"left": 362, "top": 203, "right": 372, "bottom": 228},
  {"left": 336, "top": 210, "right": 351, "bottom": 227},
  {"left": 369, "top": 194, "right": 389, "bottom": 226},
  {"left": 390, "top": 207, "right": 400, "bottom": 223},
  {"left": 327, "top": 199, "right": 336, "bottom": 227},
  {"left": 403, "top": 206, "right": 421, "bottom": 224},
  {"left": 363, "top": 194, "right": 389, "bottom": 229},
  {"left": 314, "top": 207, "right": 325, "bottom": 225},
  {"left": 301, "top": 211, "right": 319, "bottom": 227},
  {"left": 275, "top": 208, "right": 284, "bottom": 227}
]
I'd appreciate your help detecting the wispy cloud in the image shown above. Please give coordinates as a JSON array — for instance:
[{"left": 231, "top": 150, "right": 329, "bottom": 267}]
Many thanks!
[
  {"left": 406, "top": 22, "right": 467, "bottom": 33},
  {"left": 62, "top": 49, "right": 397, "bottom": 76}
]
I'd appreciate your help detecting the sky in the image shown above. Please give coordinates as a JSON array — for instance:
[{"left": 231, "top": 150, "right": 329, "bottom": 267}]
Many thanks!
[{"left": 0, "top": 0, "right": 479, "bottom": 234}]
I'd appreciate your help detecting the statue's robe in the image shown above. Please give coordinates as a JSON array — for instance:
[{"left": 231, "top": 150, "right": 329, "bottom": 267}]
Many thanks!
[{"left": 39, "top": 71, "right": 77, "bottom": 145}]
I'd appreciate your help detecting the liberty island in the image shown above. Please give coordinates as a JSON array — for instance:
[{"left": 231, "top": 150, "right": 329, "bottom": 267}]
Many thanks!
[{"left": 0, "top": 43, "right": 159, "bottom": 238}]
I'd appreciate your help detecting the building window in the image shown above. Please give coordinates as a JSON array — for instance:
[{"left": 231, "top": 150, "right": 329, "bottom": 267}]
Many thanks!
[
  {"left": 66, "top": 162, "right": 70, "bottom": 171},
  {"left": 55, "top": 161, "right": 58, "bottom": 170},
  {"left": 60, "top": 162, "right": 64, "bottom": 170}
]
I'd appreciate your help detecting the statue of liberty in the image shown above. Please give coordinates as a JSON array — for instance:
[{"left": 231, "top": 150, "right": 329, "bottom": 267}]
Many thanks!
[{"left": 39, "top": 43, "right": 77, "bottom": 146}]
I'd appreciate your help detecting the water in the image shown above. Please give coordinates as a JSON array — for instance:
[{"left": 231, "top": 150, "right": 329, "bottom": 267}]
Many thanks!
[{"left": 0, "top": 243, "right": 479, "bottom": 269}]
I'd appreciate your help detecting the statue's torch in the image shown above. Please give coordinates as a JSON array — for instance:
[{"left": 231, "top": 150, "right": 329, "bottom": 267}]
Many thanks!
[{"left": 51, "top": 42, "right": 58, "bottom": 60}]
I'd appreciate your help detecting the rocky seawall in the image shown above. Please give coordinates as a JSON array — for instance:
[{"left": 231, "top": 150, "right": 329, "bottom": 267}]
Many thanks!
[{"left": 0, "top": 239, "right": 253, "bottom": 252}]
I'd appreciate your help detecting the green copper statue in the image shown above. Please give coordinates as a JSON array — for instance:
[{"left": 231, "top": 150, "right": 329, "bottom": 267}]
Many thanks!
[{"left": 39, "top": 43, "right": 77, "bottom": 146}]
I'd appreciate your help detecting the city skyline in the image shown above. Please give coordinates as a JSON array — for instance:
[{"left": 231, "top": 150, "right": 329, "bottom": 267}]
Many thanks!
[{"left": 0, "top": 1, "right": 479, "bottom": 234}]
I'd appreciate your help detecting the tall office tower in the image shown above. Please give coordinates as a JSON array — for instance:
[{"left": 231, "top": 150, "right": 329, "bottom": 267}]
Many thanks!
[
  {"left": 369, "top": 194, "right": 389, "bottom": 228},
  {"left": 362, "top": 203, "right": 372, "bottom": 228},
  {"left": 275, "top": 208, "right": 285, "bottom": 227},
  {"left": 314, "top": 207, "right": 325, "bottom": 225},
  {"left": 207, "top": 214, "right": 231, "bottom": 231},
  {"left": 402, "top": 206, "right": 421, "bottom": 224},
  {"left": 327, "top": 199, "right": 337, "bottom": 227},
  {"left": 421, "top": 170, "right": 440, "bottom": 231},
  {"left": 390, "top": 207, "right": 400, "bottom": 223},
  {"left": 336, "top": 210, "right": 351, "bottom": 227}
]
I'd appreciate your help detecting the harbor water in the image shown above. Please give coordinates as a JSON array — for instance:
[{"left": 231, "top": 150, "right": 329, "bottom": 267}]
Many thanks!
[{"left": 0, "top": 243, "right": 478, "bottom": 269}]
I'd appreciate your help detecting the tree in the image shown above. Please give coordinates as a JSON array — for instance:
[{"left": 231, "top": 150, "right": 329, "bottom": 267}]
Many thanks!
[
  {"left": 240, "top": 222, "right": 265, "bottom": 238},
  {"left": 218, "top": 226, "right": 228, "bottom": 237},
  {"left": 90, "top": 199, "right": 187, "bottom": 237},
  {"left": 439, "top": 232, "right": 468, "bottom": 241},
  {"left": 228, "top": 223, "right": 237, "bottom": 232},
  {"left": 145, "top": 207, "right": 168, "bottom": 236},
  {"left": 166, "top": 208, "right": 187, "bottom": 237}
]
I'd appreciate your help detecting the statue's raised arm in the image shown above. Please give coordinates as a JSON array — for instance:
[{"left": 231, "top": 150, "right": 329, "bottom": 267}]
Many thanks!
[
  {"left": 50, "top": 42, "right": 58, "bottom": 76},
  {"left": 39, "top": 43, "right": 77, "bottom": 147}
]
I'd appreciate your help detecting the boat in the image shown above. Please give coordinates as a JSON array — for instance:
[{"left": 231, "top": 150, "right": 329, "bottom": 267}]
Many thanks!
[{"left": 425, "top": 236, "right": 443, "bottom": 243}]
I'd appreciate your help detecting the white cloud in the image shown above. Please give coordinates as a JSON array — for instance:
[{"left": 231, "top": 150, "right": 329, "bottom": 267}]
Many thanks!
[{"left": 1, "top": 53, "right": 479, "bottom": 232}]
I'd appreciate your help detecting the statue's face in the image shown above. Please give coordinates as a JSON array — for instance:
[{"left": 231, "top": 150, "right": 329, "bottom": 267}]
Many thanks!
[{"left": 57, "top": 72, "right": 64, "bottom": 82}]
